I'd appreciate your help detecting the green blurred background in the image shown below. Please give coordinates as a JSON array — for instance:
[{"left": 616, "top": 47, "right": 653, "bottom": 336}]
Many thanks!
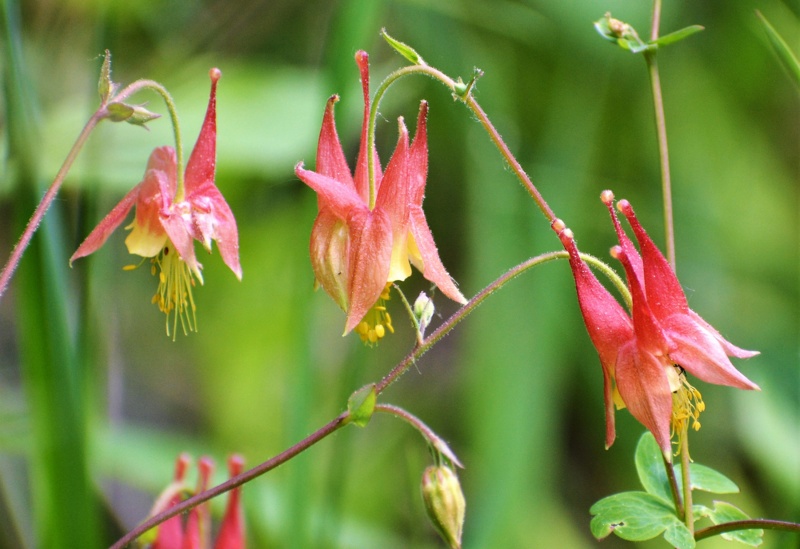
[{"left": 1, "top": 0, "right": 797, "bottom": 547}]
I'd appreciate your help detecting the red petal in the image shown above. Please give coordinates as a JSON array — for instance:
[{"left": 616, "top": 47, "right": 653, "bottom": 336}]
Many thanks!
[
  {"left": 615, "top": 342, "right": 674, "bottom": 459},
  {"left": 213, "top": 455, "right": 246, "bottom": 549},
  {"left": 310, "top": 209, "right": 350, "bottom": 312},
  {"left": 407, "top": 102, "right": 429, "bottom": 206},
  {"left": 603, "top": 196, "right": 643, "bottom": 286},
  {"left": 408, "top": 206, "right": 466, "bottom": 304},
  {"left": 184, "top": 69, "right": 220, "bottom": 194},
  {"left": 70, "top": 183, "right": 139, "bottom": 264},
  {"left": 188, "top": 182, "right": 242, "bottom": 280},
  {"left": 296, "top": 164, "right": 365, "bottom": 218},
  {"left": 687, "top": 309, "right": 759, "bottom": 359},
  {"left": 343, "top": 208, "right": 393, "bottom": 334},
  {"left": 663, "top": 313, "right": 760, "bottom": 390},
  {"left": 160, "top": 210, "right": 202, "bottom": 279},
  {"left": 352, "top": 51, "right": 381, "bottom": 203},
  {"left": 557, "top": 228, "right": 633, "bottom": 375},
  {"left": 618, "top": 200, "right": 688, "bottom": 319},
  {"left": 374, "top": 117, "right": 410, "bottom": 228},
  {"left": 316, "top": 95, "right": 355, "bottom": 188}
]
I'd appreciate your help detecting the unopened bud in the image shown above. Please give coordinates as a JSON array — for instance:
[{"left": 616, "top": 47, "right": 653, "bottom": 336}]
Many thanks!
[
  {"left": 421, "top": 466, "right": 465, "bottom": 549},
  {"left": 105, "top": 102, "right": 160, "bottom": 127},
  {"left": 413, "top": 292, "right": 435, "bottom": 336}
]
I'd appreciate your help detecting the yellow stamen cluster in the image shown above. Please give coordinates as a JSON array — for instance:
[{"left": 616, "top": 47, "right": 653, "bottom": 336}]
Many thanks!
[
  {"left": 150, "top": 245, "right": 198, "bottom": 339},
  {"left": 355, "top": 283, "right": 395, "bottom": 345},
  {"left": 670, "top": 367, "right": 706, "bottom": 456}
]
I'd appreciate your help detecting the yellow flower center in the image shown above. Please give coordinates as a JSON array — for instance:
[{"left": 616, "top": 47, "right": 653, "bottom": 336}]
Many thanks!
[
  {"left": 355, "top": 283, "right": 395, "bottom": 346},
  {"left": 670, "top": 367, "right": 705, "bottom": 456},
  {"left": 150, "top": 245, "right": 198, "bottom": 339}
]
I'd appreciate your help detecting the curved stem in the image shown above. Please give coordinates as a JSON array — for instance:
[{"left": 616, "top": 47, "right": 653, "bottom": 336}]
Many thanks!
[
  {"left": 109, "top": 412, "right": 349, "bottom": 549},
  {"left": 111, "top": 250, "right": 621, "bottom": 547},
  {"left": 376, "top": 250, "right": 616, "bottom": 393},
  {"left": 375, "top": 404, "right": 462, "bottom": 468},
  {"left": 115, "top": 79, "right": 185, "bottom": 199},
  {"left": 368, "top": 64, "right": 555, "bottom": 223},
  {"left": 0, "top": 110, "right": 104, "bottom": 299},
  {"left": 695, "top": 519, "right": 800, "bottom": 541}
]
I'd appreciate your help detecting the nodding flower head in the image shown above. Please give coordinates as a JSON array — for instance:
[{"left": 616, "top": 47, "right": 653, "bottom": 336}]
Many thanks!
[
  {"left": 71, "top": 69, "right": 241, "bottom": 338},
  {"left": 295, "top": 51, "right": 466, "bottom": 343},
  {"left": 553, "top": 191, "right": 759, "bottom": 459}
]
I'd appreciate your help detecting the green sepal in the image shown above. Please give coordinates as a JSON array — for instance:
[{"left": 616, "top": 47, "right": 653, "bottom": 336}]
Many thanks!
[
  {"left": 106, "top": 102, "right": 135, "bottom": 122},
  {"left": 590, "top": 491, "right": 695, "bottom": 548},
  {"left": 755, "top": 10, "right": 800, "bottom": 90},
  {"left": 651, "top": 25, "right": 705, "bottom": 48},
  {"left": 705, "top": 501, "right": 764, "bottom": 546},
  {"left": 98, "top": 49, "right": 116, "bottom": 102},
  {"left": 381, "top": 28, "right": 426, "bottom": 66},
  {"left": 346, "top": 384, "right": 377, "bottom": 427},
  {"left": 593, "top": 13, "right": 649, "bottom": 54}
]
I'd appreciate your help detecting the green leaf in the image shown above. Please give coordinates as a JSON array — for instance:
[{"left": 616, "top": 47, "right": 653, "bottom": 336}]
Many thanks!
[
  {"left": 651, "top": 25, "right": 705, "bottom": 48},
  {"left": 381, "top": 28, "right": 425, "bottom": 66},
  {"left": 590, "top": 491, "right": 694, "bottom": 548},
  {"left": 346, "top": 384, "right": 377, "bottom": 427},
  {"left": 635, "top": 432, "right": 672, "bottom": 503},
  {"left": 706, "top": 501, "right": 764, "bottom": 546},
  {"left": 755, "top": 10, "right": 800, "bottom": 90},
  {"left": 680, "top": 463, "right": 739, "bottom": 495}
]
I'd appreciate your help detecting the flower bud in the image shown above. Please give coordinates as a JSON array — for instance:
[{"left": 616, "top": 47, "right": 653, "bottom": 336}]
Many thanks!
[
  {"left": 421, "top": 465, "right": 465, "bottom": 549},
  {"left": 413, "top": 292, "right": 435, "bottom": 336}
]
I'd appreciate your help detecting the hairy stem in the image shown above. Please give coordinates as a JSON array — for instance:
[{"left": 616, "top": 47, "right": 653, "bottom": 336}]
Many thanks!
[
  {"left": 115, "top": 79, "right": 185, "bottom": 199},
  {"left": 0, "top": 111, "right": 103, "bottom": 299},
  {"left": 645, "top": 0, "right": 676, "bottom": 269},
  {"left": 109, "top": 412, "right": 350, "bottom": 549},
  {"left": 695, "top": 519, "right": 800, "bottom": 541},
  {"left": 680, "top": 428, "right": 694, "bottom": 534},
  {"left": 663, "top": 455, "right": 685, "bottom": 520}
]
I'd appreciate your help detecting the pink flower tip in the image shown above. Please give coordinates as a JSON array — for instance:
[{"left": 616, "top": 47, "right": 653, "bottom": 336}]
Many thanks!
[
  {"left": 209, "top": 68, "right": 222, "bottom": 82},
  {"left": 600, "top": 189, "right": 615, "bottom": 204}
]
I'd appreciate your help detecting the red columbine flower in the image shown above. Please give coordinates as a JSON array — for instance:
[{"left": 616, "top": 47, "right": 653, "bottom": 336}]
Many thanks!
[
  {"left": 70, "top": 69, "right": 241, "bottom": 337},
  {"left": 150, "top": 454, "right": 246, "bottom": 549},
  {"left": 553, "top": 191, "right": 759, "bottom": 459},
  {"left": 295, "top": 51, "right": 466, "bottom": 343}
]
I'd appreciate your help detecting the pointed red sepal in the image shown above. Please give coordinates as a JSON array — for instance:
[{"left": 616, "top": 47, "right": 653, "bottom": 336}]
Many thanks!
[
  {"left": 213, "top": 455, "right": 246, "bottom": 549},
  {"left": 184, "top": 68, "right": 220, "bottom": 195}
]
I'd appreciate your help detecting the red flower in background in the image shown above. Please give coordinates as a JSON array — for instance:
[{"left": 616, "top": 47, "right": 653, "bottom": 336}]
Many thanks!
[
  {"left": 296, "top": 51, "right": 466, "bottom": 344},
  {"left": 70, "top": 69, "right": 241, "bottom": 337},
  {"left": 150, "top": 454, "right": 246, "bottom": 549},
  {"left": 553, "top": 191, "right": 758, "bottom": 458}
]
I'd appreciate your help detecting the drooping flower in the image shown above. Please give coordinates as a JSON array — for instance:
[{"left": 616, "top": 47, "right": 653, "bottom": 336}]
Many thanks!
[
  {"left": 295, "top": 51, "right": 466, "bottom": 343},
  {"left": 552, "top": 191, "right": 759, "bottom": 459},
  {"left": 149, "top": 454, "right": 246, "bottom": 549},
  {"left": 70, "top": 68, "right": 241, "bottom": 337}
]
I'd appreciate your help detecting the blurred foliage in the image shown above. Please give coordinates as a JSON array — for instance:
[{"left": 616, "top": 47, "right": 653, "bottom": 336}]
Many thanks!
[{"left": 0, "top": 0, "right": 798, "bottom": 548}]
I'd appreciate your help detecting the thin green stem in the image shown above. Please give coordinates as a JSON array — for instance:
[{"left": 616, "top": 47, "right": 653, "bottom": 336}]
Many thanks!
[
  {"left": 680, "top": 428, "right": 694, "bottom": 534},
  {"left": 109, "top": 412, "right": 350, "bottom": 549},
  {"left": 375, "top": 404, "right": 462, "bottom": 468},
  {"left": 645, "top": 0, "right": 676, "bottom": 269},
  {"left": 650, "top": 0, "right": 663, "bottom": 42},
  {"left": 663, "top": 455, "right": 685, "bottom": 520},
  {"left": 645, "top": 55, "right": 675, "bottom": 269},
  {"left": 376, "top": 250, "right": 617, "bottom": 393},
  {"left": 695, "top": 519, "right": 800, "bottom": 541},
  {"left": 115, "top": 79, "right": 185, "bottom": 199},
  {"left": 0, "top": 110, "right": 103, "bottom": 299}
]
